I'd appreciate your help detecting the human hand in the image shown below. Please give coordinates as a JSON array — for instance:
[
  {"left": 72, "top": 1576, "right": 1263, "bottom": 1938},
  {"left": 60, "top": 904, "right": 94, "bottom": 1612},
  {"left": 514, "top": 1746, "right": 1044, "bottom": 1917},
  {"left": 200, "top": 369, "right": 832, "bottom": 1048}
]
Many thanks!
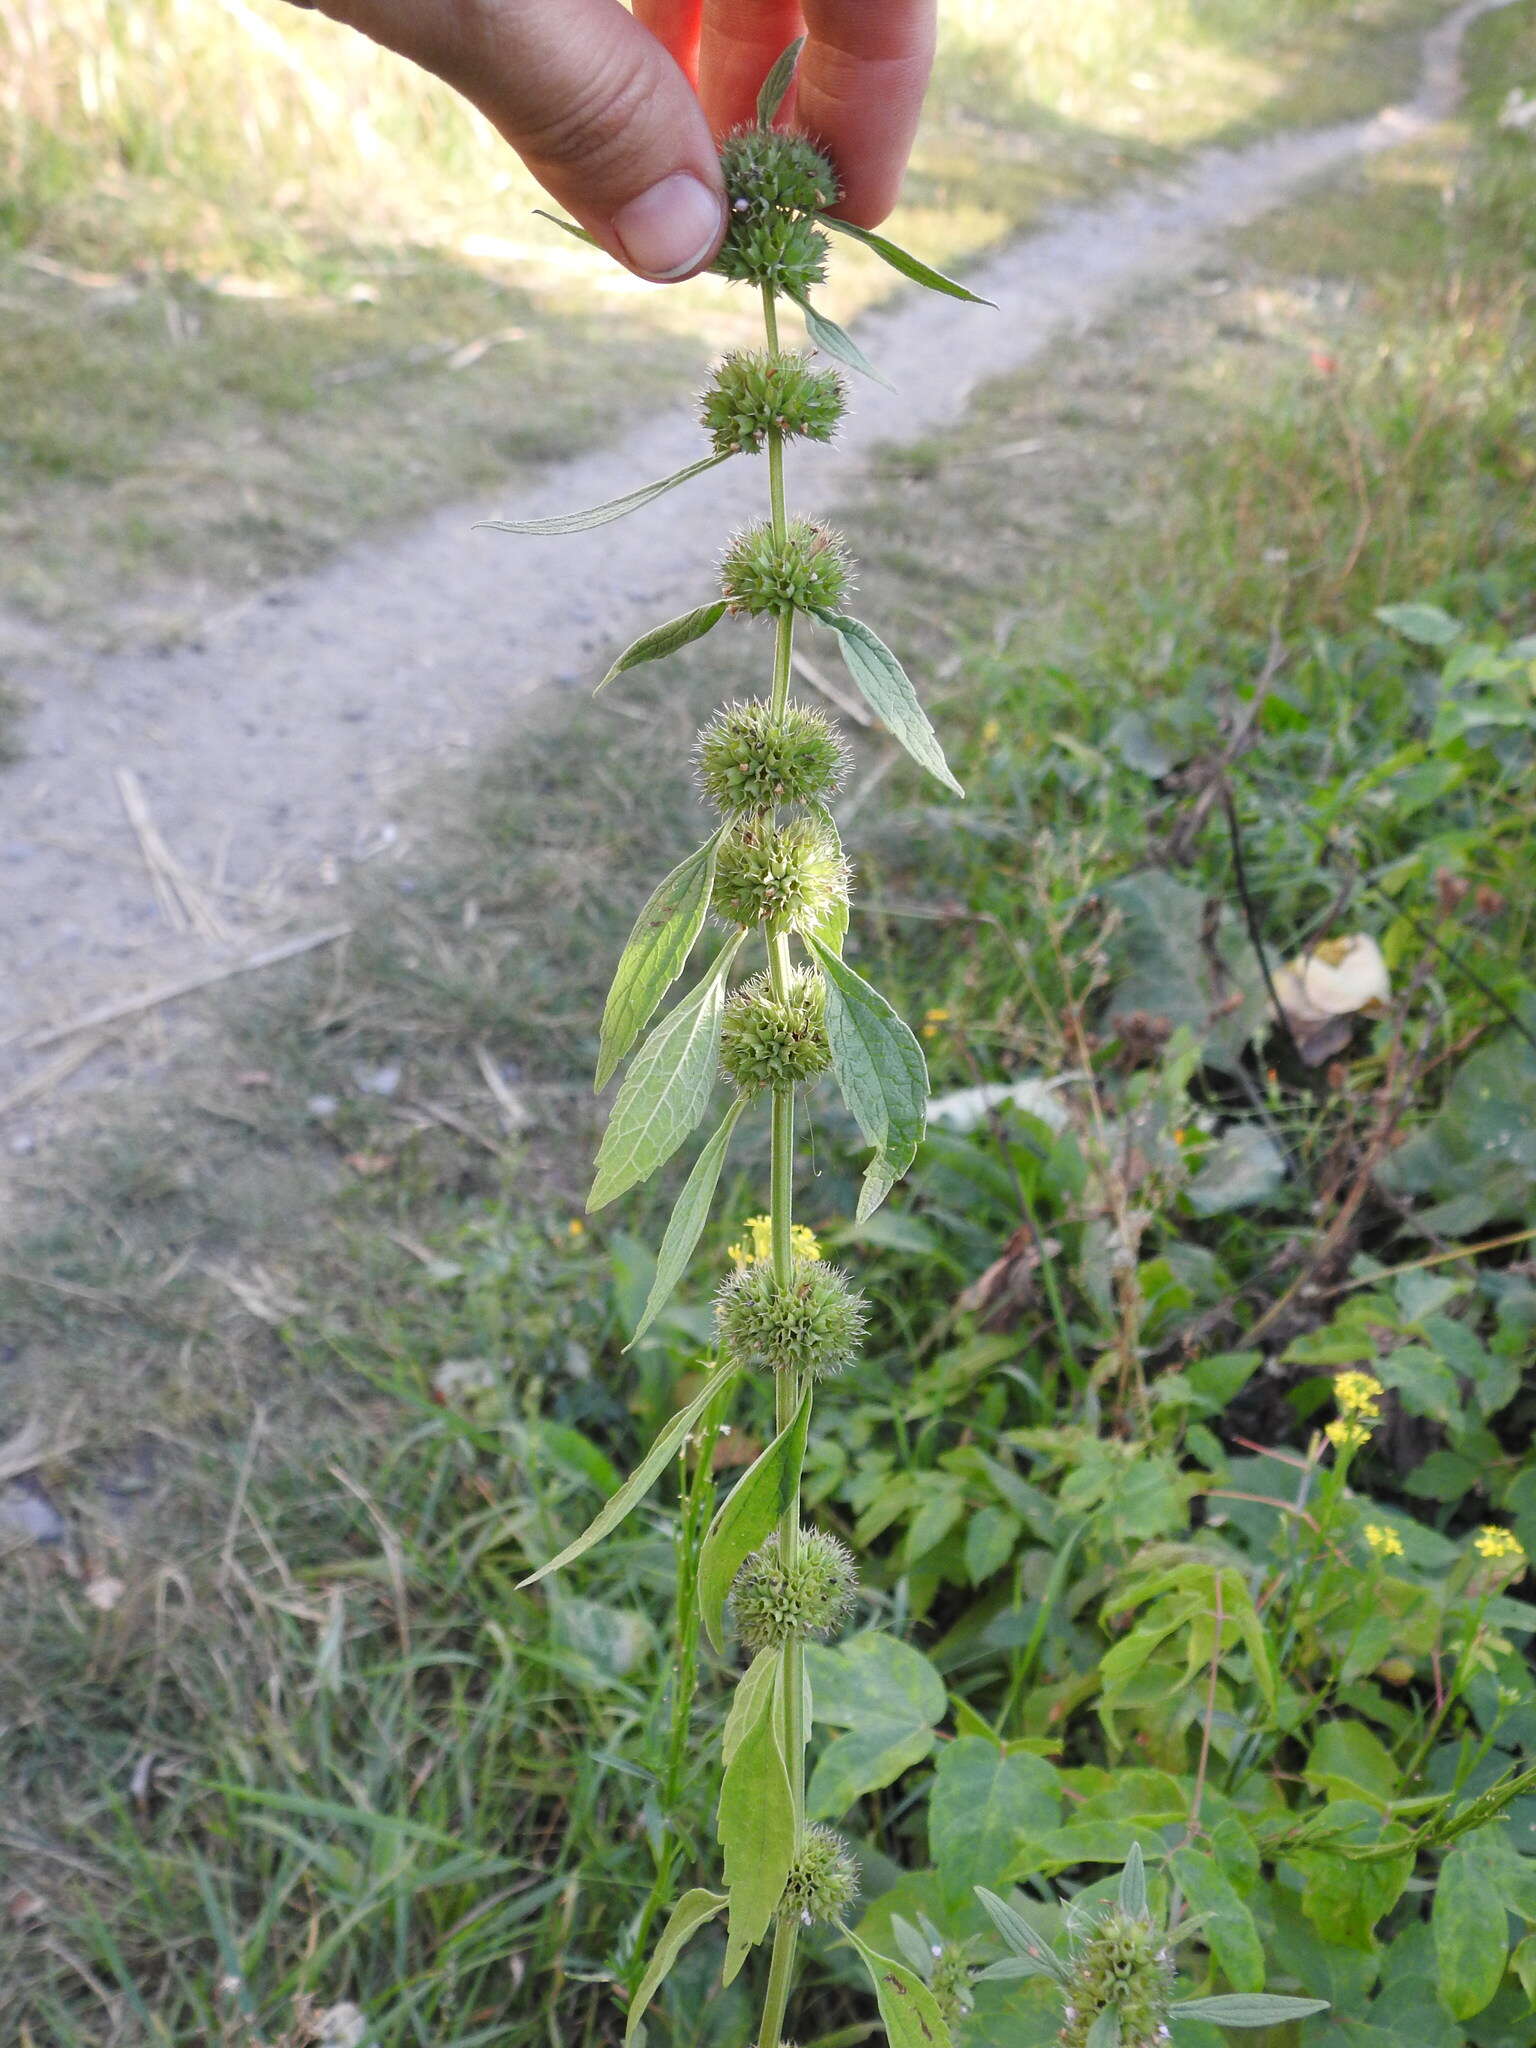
[{"left": 291, "top": 0, "right": 935, "bottom": 282}]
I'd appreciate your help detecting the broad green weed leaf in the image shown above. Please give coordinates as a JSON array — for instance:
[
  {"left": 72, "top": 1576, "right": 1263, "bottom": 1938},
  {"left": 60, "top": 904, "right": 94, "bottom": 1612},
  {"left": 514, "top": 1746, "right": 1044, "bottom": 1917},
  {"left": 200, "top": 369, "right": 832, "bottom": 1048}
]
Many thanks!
[
  {"left": 698, "top": 1387, "right": 811, "bottom": 1651},
  {"left": 719, "top": 1654, "right": 794, "bottom": 1981},
  {"left": 786, "top": 289, "right": 892, "bottom": 387},
  {"left": 598, "top": 601, "right": 727, "bottom": 693},
  {"left": 805, "top": 1630, "right": 944, "bottom": 1817},
  {"left": 518, "top": 1365, "right": 739, "bottom": 1587},
  {"left": 756, "top": 37, "right": 805, "bottom": 125},
  {"left": 1170, "top": 1847, "right": 1263, "bottom": 1992},
  {"left": 1085, "top": 2011, "right": 1121, "bottom": 2048},
  {"left": 930, "top": 1740, "right": 1059, "bottom": 1912},
  {"left": 974, "top": 1888, "right": 1068, "bottom": 1983},
  {"left": 1169, "top": 1995, "right": 1330, "bottom": 2025},
  {"left": 628, "top": 1098, "right": 746, "bottom": 1347},
  {"left": 590, "top": 936, "right": 742, "bottom": 1208},
  {"left": 806, "top": 935, "right": 927, "bottom": 1220},
  {"left": 1376, "top": 601, "right": 1461, "bottom": 647},
  {"left": 818, "top": 614, "right": 963, "bottom": 796},
  {"left": 597, "top": 832, "right": 725, "bottom": 1090},
  {"left": 819, "top": 216, "right": 994, "bottom": 304},
  {"left": 624, "top": 1888, "right": 727, "bottom": 2048},
  {"left": 845, "top": 1929, "right": 955, "bottom": 2048},
  {"left": 480, "top": 452, "right": 729, "bottom": 536},
  {"left": 1434, "top": 1831, "right": 1511, "bottom": 2019}
]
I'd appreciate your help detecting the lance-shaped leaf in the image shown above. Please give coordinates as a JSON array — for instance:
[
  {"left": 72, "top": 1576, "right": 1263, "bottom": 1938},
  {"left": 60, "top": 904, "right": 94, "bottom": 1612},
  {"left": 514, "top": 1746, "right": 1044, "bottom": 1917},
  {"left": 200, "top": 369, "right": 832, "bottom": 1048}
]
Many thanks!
[
  {"left": 819, "top": 216, "right": 994, "bottom": 305},
  {"left": 719, "top": 1653, "right": 794, "bottom": 1982},
  {"left": 845, "top": 1928, "right": 955, "bottom": 2048},
  {"left": 804, "top": 804, "right": 849, "bottom": 958},
  {"left": 1117, "top": 1841, "right": 1148, "bottom": 1921},
  {"left": 624, "top": 1889, "right": 728, "bottom": 2048},
  {"left": 756, "top": 36, "right": 805, "bottom": 125},
  {"left": 533, "top": 208, "right": 601, "bottom": 250},
  {"left": 974, "top": 1888, "right": 1069, "bottom": 1984},
  {"left": 805, "top": 935, "right": 927, "bottom": 1220},
  {"left": 598, "top": 601, "right": 728, "bottom": 694},
  {"left": 598, "top": 832, "right": 725, "bottom": 1091},
  {"left": 785, "top": 289, "right": 891, "bottom": 388},
  {"left": 722, "top": 1646, "right": 779, "bottom": 1765},
  {"left": 698, "top": 1386, "right": 811, "bottom": 1650},
  {"left": 818, "top": 614, "right": 963, "bottom": 797},
  {"left": 1086, "top": 2012, "right": 1121, "bottom": 2048},
  {"left": 518, "top": 1365, "right": 740, "bottom": 1588},
  {"left": 589, "top": 936, "right": 742, "bottom": 1210},
  {"left": 479, "top": 451, "right": 729, "bottom": 537},
  {"left": 1169, "top": 1995, "right": 1330, "bottom": 2026},
  {"left": 628, "top": 1098, "right": 747, "bottom": 1349}
]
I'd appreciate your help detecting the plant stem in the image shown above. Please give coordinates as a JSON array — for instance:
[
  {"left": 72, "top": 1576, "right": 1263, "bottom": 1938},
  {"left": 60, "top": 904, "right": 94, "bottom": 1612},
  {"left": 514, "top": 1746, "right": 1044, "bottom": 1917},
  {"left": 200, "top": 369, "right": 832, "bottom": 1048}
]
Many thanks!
[{"left": 758, "top": 272, "right": 806, "bottom": 2048}]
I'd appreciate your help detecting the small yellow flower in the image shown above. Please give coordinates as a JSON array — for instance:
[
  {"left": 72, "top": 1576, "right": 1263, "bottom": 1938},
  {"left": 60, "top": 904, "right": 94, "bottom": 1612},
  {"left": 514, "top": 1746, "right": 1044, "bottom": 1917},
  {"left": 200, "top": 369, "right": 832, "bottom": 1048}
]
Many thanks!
[
  {"left": 1336, "top": 1371, "right": 1384, "bottom": 1420},
  {"left": 1325, "top": 1419, "right": 1370, "bottom": 1452},
  {"left": 567, "top": 1217, "right": 585, "bottom": 1238},
  {"left": 727, "top": 1215, "right": 821, "bottom": 1267},
  {"left": 922, "top": 1007, "right": 950, "bottom": 1042},
  {"left": 1474, "top": 1526, "right": 1526, "bottom": 1565},
  {"left": 1364, "top": 1523, "right": 1404, "bottom": 1558},
  {"left": 981, "top": 719, "right": 1001, "bottom": 745}
]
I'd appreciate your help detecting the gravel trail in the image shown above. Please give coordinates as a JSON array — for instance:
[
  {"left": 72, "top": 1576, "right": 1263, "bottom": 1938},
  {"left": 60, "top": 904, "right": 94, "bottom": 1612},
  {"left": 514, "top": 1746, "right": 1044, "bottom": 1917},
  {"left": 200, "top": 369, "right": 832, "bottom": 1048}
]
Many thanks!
[{"left": 0, "top": 0, "right": 1502, "bottom": 1123}]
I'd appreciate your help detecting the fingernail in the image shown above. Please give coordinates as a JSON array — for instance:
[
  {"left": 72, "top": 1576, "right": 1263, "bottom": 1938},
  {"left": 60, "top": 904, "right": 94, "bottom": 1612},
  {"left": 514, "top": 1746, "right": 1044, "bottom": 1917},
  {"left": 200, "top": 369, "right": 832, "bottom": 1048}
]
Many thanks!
[{"left": 613, "top": 174, "right": 723, "bottom": 281}]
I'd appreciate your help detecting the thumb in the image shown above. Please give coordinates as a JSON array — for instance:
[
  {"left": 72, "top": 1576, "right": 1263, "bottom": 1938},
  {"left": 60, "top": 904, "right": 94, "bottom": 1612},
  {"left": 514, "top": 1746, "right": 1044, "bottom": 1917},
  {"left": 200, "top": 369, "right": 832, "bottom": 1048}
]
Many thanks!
[{"left": 310, "top": 0, "right": 727, "bottom": 280}]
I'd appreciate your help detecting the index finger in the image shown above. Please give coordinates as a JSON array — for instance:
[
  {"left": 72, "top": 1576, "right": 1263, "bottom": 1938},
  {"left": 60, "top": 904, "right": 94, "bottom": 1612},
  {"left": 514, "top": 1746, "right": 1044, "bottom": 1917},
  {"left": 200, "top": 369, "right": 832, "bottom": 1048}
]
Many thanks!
[{"left": 795, "top": 0, "right": 935, "bottom": 226}]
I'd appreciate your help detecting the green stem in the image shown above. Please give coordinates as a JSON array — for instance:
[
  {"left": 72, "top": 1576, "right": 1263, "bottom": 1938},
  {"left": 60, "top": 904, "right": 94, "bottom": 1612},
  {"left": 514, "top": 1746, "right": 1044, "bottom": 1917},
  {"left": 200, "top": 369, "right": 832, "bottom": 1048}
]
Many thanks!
[{"left": 756, "top": 1915, "right": 801, "bottom": 2048}]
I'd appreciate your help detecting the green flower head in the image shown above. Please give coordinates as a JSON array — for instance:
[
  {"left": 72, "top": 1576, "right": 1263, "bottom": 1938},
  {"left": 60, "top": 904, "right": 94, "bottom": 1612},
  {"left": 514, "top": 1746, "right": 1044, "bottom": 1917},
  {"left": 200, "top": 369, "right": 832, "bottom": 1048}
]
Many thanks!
[
  {"left": 712, "top": 816, "right": 849, "bottom": 934},
  {"left": 731, "top": 1526, "right": 858, "bottom": 1652},
  {"left": 694, "top": 699, "right": 849, "bottom": 815},
  {"left": 721, "top": 518, "right": 851, "bottom": 619},
  {"left": 701, "top": 349, "right": 847, "bottom": 458},
  {"left": 714, "top": 1253, "right": 866, "bottom": 1376},
  {"left": 778, "top": 1823, "right": 859, "bottom": 1924},
  {"left": 719, "top": 968, "right": 831, "bottom": 1094}
]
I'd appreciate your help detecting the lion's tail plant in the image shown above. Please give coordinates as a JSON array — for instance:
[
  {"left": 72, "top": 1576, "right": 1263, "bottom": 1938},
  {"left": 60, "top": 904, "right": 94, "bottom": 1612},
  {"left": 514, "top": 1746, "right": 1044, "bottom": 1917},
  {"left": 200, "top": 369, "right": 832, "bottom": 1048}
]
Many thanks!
[{"left": 501, "top": 41, "right": 988, "bottom": 2048}]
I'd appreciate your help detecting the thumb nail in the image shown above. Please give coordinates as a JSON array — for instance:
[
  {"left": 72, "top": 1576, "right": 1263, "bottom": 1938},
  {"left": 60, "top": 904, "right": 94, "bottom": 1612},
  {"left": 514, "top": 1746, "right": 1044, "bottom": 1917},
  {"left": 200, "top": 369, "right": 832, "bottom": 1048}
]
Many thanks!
[{"left": 613, "top": 173, "right": 724, "bottom": 281}]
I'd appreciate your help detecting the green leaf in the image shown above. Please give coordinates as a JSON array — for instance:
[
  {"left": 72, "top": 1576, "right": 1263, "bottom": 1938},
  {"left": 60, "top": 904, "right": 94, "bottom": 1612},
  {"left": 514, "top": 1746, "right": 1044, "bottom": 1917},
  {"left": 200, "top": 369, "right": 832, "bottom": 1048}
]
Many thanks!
[
  {"left": 598, "top": 832, "right": 726, "bottom": 1091},
  {"left": 589, "top": 936, "right": 742, "bottom": 1209},
  {"left": 1169, "top": 1848, "right": 1263, "bottom": 1993},
  {"left": 697, "top": 1387, "right": 811, "bottom": 1651},
  {"left": 785, "top": 289, "right": 892, "bottom": 387},
  {"left": 974, "top": 1888, "right": 1068, "bottom": 1984},
  {"left": 930, "top": 1740, "right": 1060, "bottom": 1912},
  {"left": 598, "top": 601, "right": 728, "bottom": 693},
  {"left": 718, "top": 1653, "right": 795, "bottom": 1982},
  {"left": 1169, "top": 1995, "right": 1330, "bottom": 2025},
  {"left": 805, "top": 804, "right": 849, "bottom": 957},
  {"left": 756, "top": 37, "right": 805, "bottom": 125},
  {"left": 479, "top": 451, "right": 729, "bottom": 536},
  {"left": 845, "top": 1928, "right": 955, "bottom": 2048},
  {"left": 818, "top": 613, "right": 963, "bottom": 796},
  {"left": 1086, "top": 2011, "right": 1120, "bottom": 2048},
  {"left": 819, "top": 216, "right": 994, "bottom": 304},
  {"left": 1434, "top": 1831, "right": 1512, "bottom": 2020},
  {"left": 628, "top": 1098, "right": 746, "bottom": 1347},
  {"left": 518, "top": 1366, "right": 738, "bottom": 1588},
  {"left": 1304, "top": 1721, "right": 1399, "bottom": 1805},
  {"left": 533, "top": 207, "right": 601, "bottom": 249},
  {"left": 624, "top": 1888, "right": 728, "bottom": 2048},
  {"left": 722, "top": 1646, "right": 778, "bottom": 1765},
  {"left": 805, "top": 1631, "right": 944, "bottom": 1818},
  {"left": 1118, "top": 1842, "right": 1148, "bottom": 1922},
  {"left": 806, "top": 936, "right": 928, "bottom": 1220},
  {"left": 1376, "top": 601, "right": 1461, "bottom": 647}
]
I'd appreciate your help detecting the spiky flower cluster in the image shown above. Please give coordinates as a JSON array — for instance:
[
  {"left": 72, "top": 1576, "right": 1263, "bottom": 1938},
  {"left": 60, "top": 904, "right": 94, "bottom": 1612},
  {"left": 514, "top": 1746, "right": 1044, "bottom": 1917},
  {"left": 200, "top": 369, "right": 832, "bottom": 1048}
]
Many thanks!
[
  {"left": 777, "top": 1823, "right": 859, "bottom": 1924},
  {"left": 720, "top": 969, "right": 831, "bottom": 1093},
  {"left": 731, "top": 1527, "right": 858, "bottom": 1651},
  {"left": 695, "top": 700, "right": 848, "bottom": 815},
  {"left": 701, "top": 350, "right": 846, "bottom": 458},
  {"left": 715, "top": 1254, "right": 866, "bottom": 1377},
  {"left": 722, "top": 519, "right": 850, "bottom": 619},
  {"left": 1059, "top": 1912, "right": 1175, "bottom": 2048},
  {"left": 712, "top": 817, "right": 848, "bottom": 934},
  {"left": 720, "top": 127, "right": 840, "bottom": 216}
]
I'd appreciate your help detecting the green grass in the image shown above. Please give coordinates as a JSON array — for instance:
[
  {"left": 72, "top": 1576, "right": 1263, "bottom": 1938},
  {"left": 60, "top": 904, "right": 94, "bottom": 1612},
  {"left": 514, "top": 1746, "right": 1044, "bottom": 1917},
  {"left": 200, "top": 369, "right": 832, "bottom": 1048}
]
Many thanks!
[
  {"left": 4, "top": 6, "right": 1536, "bottom": 2039},
  {"left": 0, "top": 0, "right": 1462, "bottom": 631}
]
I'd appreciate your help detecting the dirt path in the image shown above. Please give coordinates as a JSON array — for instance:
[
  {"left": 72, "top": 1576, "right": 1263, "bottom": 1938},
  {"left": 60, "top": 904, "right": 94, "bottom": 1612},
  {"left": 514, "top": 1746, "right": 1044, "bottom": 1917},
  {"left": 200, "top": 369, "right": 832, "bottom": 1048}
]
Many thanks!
[{"left": 0, "top": 0, "right": 1502, "bottom": 1134}]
